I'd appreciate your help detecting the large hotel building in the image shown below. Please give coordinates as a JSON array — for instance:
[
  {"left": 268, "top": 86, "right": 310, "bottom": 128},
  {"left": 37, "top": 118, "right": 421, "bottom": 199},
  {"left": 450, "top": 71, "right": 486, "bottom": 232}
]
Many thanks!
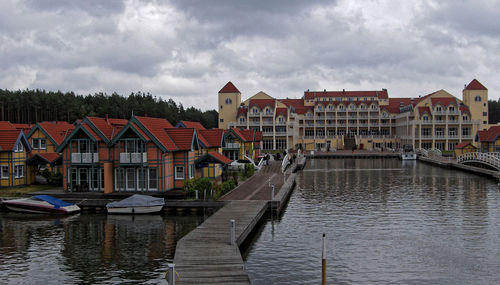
[{"left": 218, "top": 79, "right": 488, "bottom": 152}]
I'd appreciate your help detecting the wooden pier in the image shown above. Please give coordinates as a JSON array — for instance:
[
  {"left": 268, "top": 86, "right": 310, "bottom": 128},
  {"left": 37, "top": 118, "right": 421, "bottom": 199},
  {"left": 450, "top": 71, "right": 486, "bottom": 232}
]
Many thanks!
[{"left": 173, "top": 200, "right": 267, "bottom": 284}]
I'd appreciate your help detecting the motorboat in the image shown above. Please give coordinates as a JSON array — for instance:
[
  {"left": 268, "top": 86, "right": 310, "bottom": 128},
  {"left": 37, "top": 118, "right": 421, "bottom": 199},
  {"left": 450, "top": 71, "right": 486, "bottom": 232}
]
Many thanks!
[
  {"left": 106, "top": 194, "right": 164, "bottom": 214},
  {"left": 400, "top": 144, "right": 417, "bottom": 160},
  {"left": 1, "top": 195, "right": 80, "bottom": 214}
]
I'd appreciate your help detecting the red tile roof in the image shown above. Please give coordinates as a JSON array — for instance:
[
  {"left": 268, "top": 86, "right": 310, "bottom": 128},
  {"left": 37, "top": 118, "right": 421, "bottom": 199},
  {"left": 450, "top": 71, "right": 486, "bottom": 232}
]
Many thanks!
[
  {"left": 0, "top": 130, "right": 21, "bottom": 151},
  {"left": 38, "top": 121, "right": 75, "bottom": 145},
  {"left": 207, "top": 152, "right": 232, "bottom": 164},
  {"left": 418, "top": 106, "right": 431, "bottom": 115},
  {"left": 384, "top": 98, "right": 412, "bottom": 113},
  {"left": 131, "top": 122, "right": 150, "bottom": 140},
  {"left": 477, "top": 126, "right": 500, "bottom": 142},
  {"left": 249, "top": 99, "right": 275, "bottom": 110},
  {"left": 279, "top": 99, "right": 310, "bottom": 114},
  {"left": 275, "top": 108, "right": 287, "bottom": 117},
  {"left": 219, "top": 81, "right": 240, "bottom": 93},
  {"left": 0, "top": 121, "right": 15, "bottom": 130},
  {"left": 431, "top": 97, "right": 457, "bottom": 107},
  {"left": 254, "top": 130, "right": 262, "bottom": 142},
  {"left": 12, "top": 123, "right": 33, "bottom": 134},
  {"left": 465, "top": 79, "right": 487, "bottom": 90},
  {"left": 198, "top": 129, "right": 224, "bottom": 148},
  {"left": 179, "top": 121, "right": 205, "bottom": 131},
  {"left": 459, "top": 106, "right": 470, "bottom": 114},
  {"left": 237, "top": 108, "right": 248, "bottom": 117},
  {"left": 82, "top": 124, "right": 102, "bottom": 141},
  {"left": 135, "top": 116, "right": 177, "bottom": 151},
  {"left": 455, "top": 142, "right": 475, "bottom": 149},
  {"left": 164, "top": 128, "right": 195, "bottom": 150},
  {"left": 87, "top": 117, "right": 128, "bottom": 141},
  {"left": 37, "top": 152, "right": 61, "bottom": 163},
  {"left": 304, "top": 90, "right": 388, "bottom": 100}
]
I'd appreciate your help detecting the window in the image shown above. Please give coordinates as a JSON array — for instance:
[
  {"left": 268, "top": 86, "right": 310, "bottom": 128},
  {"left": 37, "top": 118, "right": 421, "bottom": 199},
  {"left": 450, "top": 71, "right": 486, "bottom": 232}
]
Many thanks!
[
  {"left": 306, "top": 113, "right": 312, "bottom": 118},
  {"left": 1, "top": 166, "right": 8, "bottom": 179},
  {"left": 175, "top": 166, "right": 185, "bottom": 180},
  {"left": 448, "top": 143, "right": 455, "bottom": 151},
  {"left": 263, "top": 140, "right": 273, "bottom": 150},
  {"left": 14, "top": 165, "right": 24, "bottom": 178},
  {"left": 189, "top": 165, "right": 195, "bottom": 179},
  {"left": 423, "top": 116, "right": 429, "bottom": 121},
  {"left": 449, "top": 106, "right": 455, "bottom": 112},
  {"left": 435, "top": 106, "right": 442, "bottom": 112},
  {"left": 483, "top": 112, "right": 487, "bottom": 116},
  {"left": 422, "top": 128, "right": 431, "bottom": 136},
  {"left": 220, "top": 119, "right": 224, "bottom": 122},
  {"left": 14, "top": 142, "right": 24, "bottom": 153},
  {"left": 462, "top": 115, "right": 469, "bottom": 121},
  {"left": 225, "top": 98, "right": 232, "bottom": 104},
  {"left": 32, "top": 138, "right": 46, "bottom": 150},
  {"left": 305, "top": 130, "right": 314, "bottom": 137},
  {"left": 435, "top": 128, "right": 444, "bottom": 136},
  {"left": 448, "top": 128, "right": 457, "bottom": 136},
  {"left": 462, "top": 128, "right": 470, "bottom": 136},
  {"left": 149, "top": 168, "right": 158, "bottom": 189},
  {"left": 239, "top": 117, "right": 245, "bottom": 124},
  {"left": 474, "top": 96, "right": 482, "bottom": 102}
]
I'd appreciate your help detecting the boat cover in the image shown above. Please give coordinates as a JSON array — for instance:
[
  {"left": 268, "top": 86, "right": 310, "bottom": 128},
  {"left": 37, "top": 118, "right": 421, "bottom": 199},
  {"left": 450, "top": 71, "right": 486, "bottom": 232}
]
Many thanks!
[
  {"left": 34, "top": 195, "right": 74, "bottom": 208},
  {"left": 106, "top": 194, "right": 164, "bottom": 208}
]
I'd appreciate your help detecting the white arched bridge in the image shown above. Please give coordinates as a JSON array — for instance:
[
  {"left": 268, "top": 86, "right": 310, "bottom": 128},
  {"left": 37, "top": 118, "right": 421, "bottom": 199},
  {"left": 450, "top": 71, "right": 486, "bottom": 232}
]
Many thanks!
[{"left": 456, "top": 152, "right": 500, "bottom": 171}]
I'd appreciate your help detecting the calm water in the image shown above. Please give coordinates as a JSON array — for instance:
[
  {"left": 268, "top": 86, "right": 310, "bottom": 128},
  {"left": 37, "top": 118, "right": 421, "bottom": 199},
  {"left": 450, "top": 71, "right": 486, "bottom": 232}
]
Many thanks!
[
  {"left": 244, "top": 159, "right": 500, "bottom": 284},
  {"left": 0, "top": 211, "right": 207, "bottom": 284}
]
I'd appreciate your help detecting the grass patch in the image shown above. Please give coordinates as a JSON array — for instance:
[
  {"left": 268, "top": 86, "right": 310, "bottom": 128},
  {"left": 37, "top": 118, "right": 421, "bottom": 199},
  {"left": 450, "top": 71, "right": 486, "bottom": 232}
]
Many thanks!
[{"left": 0, "top": 185, "right": 53, "bottom": 197}]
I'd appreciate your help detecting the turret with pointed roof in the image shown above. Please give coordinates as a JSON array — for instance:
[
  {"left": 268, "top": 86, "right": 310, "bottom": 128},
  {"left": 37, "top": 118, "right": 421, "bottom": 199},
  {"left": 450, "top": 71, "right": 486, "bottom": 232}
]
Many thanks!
[{"left": 218, "top": 81, "right": 242, "bottom": 129}]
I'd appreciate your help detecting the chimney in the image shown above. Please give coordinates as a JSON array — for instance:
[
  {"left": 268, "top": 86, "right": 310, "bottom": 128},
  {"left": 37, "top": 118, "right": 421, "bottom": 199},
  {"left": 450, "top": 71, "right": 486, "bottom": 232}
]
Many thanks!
[{"left": 343, "top": 89, "right": 345, "bottom": 92}]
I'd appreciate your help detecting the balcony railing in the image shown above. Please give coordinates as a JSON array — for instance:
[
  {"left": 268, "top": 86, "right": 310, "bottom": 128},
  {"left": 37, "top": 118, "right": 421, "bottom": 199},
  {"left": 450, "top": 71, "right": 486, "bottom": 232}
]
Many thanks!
[
  {"left": 224, "top": 143, "right": 240, "bottom": 149},
  {"left": 71, "top": 153, "right": 99, "bottom": 163},
  {"left": 262, "top": 112, "right": 274, "bottom": 117},
  {"left": 120, "top": 152, "right": 147, "bottom": 164}
]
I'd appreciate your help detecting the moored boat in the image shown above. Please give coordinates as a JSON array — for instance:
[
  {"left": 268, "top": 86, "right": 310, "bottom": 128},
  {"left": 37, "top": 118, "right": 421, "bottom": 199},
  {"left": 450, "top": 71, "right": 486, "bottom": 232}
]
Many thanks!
[
  {"left": 400, "top": 144, "right": 417, "bottom": 160},
  {"left": 106, "top": 194, "right": 164, "bottom": 214},
  {"left": 1, "top": 195, "right": 80, "bottom": 214}
]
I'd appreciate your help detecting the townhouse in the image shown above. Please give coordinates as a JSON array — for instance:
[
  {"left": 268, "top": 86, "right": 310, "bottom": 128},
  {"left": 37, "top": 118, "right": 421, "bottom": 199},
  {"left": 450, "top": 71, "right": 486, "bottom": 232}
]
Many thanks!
[
  {"left": 26, "top": 121, "right": 75, "bottom": 172},
  {"left": 0, "top": 122, "right": 33, "bottom": 187},
  {"left": 57, "top": 116, "right": 199, "bottom": 193}
]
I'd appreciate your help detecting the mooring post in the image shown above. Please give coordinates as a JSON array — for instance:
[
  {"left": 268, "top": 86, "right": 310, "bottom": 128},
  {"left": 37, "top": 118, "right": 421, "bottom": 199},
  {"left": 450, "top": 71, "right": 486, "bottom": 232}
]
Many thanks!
[
  {"left": 271, "top": 185, "right": 275, "bottom": 200},
  {"left": 204, "top": 189, "right": 206, "bottom": 200},
  {"left": 322, "top": 233, "right": 326, "bottom": 285},
  {"left": 230, "top": 219, "right": 236, "bottom": 245},
  {"left": 167, "top": 263, "right": 176, "bottom": 285},
  {"left": 195, "top": 190, "right": 198, "bottom": 200},
  {"left": 268, "top": 177, "right": 271, "bottom": 187}
]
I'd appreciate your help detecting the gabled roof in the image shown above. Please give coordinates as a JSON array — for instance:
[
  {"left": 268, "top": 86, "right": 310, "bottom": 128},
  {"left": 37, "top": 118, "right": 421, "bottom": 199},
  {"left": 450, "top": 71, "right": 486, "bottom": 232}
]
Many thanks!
[
  {"left": 459, "top": 105, "right": 471, "bottom": 114},
  {"left": 28, "top": 152, "right": 61, "bottom": 164},
  {"left": 164, "top": 128, "right": 198, "bottom": 151},
  {"left": 0, "top": 121, "right": 15, "bottom": 130},
  {"left": 134, "top": 116, "right": 177, "bottom": 151},
  {"left": 195, "top": 152, "right": 232, "bottom": 165},
  {"left": 477, "top": 126, "right": 500, "bottom": 142},
  {"left": 384, "top": 98, "right": 413, "bottom": 113},
  {"left": 110, "top": 121, "right": 151, "bottom": 145},
  {"left": 176, "top": 121, "right": 206, "bottom": 131},
  {"left": 237, "top": 108, "right": 248, "bottom": 117},
  {"left": 28, "top": 121, "right": 75, "bottom": 147},
  {"left": 455, "top": 142, "right": 476, "bottom": 149},
  {"left": 0, "top": 130, "right": 31, "bottom": 152},
  {"left": 249, "top": 99, "right": 275, "bottom": 110},
  {"left": 87, "top": 117, "right": 128, "bottom": 141},
  {"left": 198, "top": 129, "right": 224, "bottom": 148},
  {"left": 275, "top": 108, "right": 287, "bottom": 117},
  {"left": 12, "top": 123, "right": 34, "bottom": 134},
  {"left": 219, "top": 81, "right": 240, "bottom": 93},
  {"left": 304, "top": 90, "right": 388, "bottom": 100},
  {"left": 465, "top": 79, "right": 487, "bottom": 90}
]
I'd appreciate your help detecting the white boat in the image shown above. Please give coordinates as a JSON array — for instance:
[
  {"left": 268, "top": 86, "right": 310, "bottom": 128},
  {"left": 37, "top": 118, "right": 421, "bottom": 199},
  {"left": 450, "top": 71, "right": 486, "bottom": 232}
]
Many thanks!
[
  {"left": 1, "top": 195, "right": 80, "bottom": 214},
  {"left": 400, "top": 144, "right": 417, "bottom": 160},
  {"left": 106, "top": 194, "right": 164, "bottom": 214}
]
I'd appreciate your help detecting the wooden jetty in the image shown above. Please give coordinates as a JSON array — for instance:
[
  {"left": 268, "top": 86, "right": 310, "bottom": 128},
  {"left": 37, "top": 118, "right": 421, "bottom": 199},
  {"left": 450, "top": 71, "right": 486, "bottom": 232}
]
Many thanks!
[{"left": 173, "top": 200, "right": 267, "bottom": 284}]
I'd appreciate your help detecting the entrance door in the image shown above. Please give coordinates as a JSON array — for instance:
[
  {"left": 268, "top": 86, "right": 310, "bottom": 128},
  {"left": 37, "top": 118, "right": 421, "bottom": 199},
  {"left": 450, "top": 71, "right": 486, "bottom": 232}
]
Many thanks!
[{"left": 126, "top": 168, "right": 136, "bottom": 191}]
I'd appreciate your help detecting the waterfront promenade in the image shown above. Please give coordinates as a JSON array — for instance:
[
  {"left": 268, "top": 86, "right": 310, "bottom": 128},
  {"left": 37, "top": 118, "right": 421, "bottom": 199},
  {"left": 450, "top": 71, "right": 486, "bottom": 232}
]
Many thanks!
[{"left": 173, "top": 160, "right": 301, "bottom": 284}]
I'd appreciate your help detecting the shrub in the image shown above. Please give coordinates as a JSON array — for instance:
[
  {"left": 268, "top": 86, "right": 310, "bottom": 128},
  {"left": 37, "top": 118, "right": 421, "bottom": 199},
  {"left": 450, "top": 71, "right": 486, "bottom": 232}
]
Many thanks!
[
  {"left": 183, "top": 177, "right": 215, "bottom": 197},
  {"left": 40, "top": 169, "right": 63, "bottom": 186}
]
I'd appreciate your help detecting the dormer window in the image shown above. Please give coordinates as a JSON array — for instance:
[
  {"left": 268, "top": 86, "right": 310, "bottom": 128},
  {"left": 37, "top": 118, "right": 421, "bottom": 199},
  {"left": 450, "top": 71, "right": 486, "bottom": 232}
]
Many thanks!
[
  {"left": 306, "top": 112, "right": 312, "bottom": 118},
  {"left": 265, "top": 108, "right": 271, "bottom": 114},
  {"left": 328, "top": 105, "right": 333, "bottom": 111},
  {"left": 350, "top": 105, "right": 356, "bottom": 110},
  {"left": 436, "top": 106, "right": 442, "bottom": 112},
  {"left": 423, "top": 115, "right": 429, "bottom": 121},
  {"left": 14, "top": 142, "right": 24, "bottom": 153},
  {"left": 252, "top": 108, "right": 259, "bottom": 114},
  {"left": 225, "top": 98, "right": 232, "bottom": 104},
  {"left": 278, "top": 116, "right": 284, "bottom": 122},
  {"left": 317, "top": 106, "right": 322, "bottom": 111},
  {"left": 371, "top": 104, "right": 377, "bottom": 110},
  {"left": 239, "top": 117, "right": 245, "bottom": 123},
  {"left": 462, "top": 115, "right": 469, "bottom": 121},
  {"left": 449, "top": 106, "right": 455, "bottom": 112}
]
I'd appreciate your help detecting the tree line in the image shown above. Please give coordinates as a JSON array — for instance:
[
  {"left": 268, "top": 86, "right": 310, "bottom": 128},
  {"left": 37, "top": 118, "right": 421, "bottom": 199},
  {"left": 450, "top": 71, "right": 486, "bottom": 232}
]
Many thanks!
[
  {"left": 0, "top": 89, "right": 218, "bottom": 129},
  {"left": 488, "top": 100, "right": 500, "bottom": 125}
]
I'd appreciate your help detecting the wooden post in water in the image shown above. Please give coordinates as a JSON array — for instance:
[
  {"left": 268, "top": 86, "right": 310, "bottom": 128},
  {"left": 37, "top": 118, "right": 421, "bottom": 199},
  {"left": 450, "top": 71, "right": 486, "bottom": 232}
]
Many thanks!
[
  {"left": 322, "top": 233, "right": 326, "bottom": 285},
  {"left": 230, "top": 219, "right": 235, "bottom": 245}
]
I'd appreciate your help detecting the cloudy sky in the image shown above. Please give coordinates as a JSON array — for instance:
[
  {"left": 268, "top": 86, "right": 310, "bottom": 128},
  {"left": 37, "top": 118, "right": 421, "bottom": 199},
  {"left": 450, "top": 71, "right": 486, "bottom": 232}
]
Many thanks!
[{"left": 1, "top": 0, "right": 499, "bottom": 110}]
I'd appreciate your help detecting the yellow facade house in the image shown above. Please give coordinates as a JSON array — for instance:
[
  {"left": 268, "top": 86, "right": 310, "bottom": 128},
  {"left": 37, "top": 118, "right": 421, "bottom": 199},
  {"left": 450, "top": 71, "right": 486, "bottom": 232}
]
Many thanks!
[{"left": 0, "top": 128, "right": 34, "bottom": 188}]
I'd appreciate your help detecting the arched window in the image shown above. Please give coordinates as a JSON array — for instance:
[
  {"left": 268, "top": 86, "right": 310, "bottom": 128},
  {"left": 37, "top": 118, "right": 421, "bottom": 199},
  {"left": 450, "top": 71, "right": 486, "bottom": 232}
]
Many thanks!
[
  {"left": 225, "top": 98, "right": 232, "bottom": 104},
  {"left": 474, "top": 96, "right": 482, "bottom": 102}
]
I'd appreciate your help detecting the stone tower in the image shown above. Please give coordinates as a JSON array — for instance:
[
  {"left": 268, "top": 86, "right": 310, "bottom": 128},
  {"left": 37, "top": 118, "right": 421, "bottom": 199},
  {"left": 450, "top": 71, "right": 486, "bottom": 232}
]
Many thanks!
[
  {"left": 463, "top": 79, "right": 488, "bottom": 131},
  {"left": 218, "top": 82, "right": 241, "bottom": 129}
]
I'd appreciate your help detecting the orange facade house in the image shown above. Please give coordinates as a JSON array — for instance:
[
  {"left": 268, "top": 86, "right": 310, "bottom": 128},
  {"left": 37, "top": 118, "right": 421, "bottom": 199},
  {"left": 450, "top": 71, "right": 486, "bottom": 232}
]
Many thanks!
[
  {"left": 26, "top": 121, "right": 75, "bottom": 172},
  {"left": 57, "top": 116, "right": 198, "bottom": 193}
]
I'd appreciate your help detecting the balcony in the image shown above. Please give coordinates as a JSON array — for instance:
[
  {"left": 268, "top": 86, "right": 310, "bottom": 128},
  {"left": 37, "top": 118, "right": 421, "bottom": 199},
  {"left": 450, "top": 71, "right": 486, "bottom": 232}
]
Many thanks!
[
  {"left": 262, "top": 112, "right": 274, "bottom": 117},
  {"left": 276, "top": 121, "right": 286, "bottom": 125},
  {"left": 120, "top": 152, "right": 147, "bottom": 164},
  {"left": 263, "top": 132, "right": 274, "bottom": 136},
  {"left": 224, "top": 143, "right": 240, "bottom": 149},
  {"left": 249, "top": 112, "right": 260, "bottom": 117},
  {"left": 249, "top": 121, "right": 260, "bottom": 126},
  {"left": 71, "top": 153, "right": 99, "bottom": 164},
  {"left": 262, "top": 121, "right": 273, "bottom": 126}
]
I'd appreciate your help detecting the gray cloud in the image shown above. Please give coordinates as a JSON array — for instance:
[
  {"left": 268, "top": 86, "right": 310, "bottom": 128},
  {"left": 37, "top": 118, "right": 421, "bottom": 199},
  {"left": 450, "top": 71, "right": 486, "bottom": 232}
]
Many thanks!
[{"left": 0, "top": 0, "right": 499, "bottom": 110}]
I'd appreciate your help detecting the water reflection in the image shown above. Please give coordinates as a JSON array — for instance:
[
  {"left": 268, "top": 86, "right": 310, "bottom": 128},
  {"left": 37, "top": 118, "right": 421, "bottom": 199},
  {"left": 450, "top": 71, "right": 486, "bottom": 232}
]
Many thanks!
[
  {"left": 0, "top": 212, "right": 205, "bottom": 284},
  {"left": 244, "top": 159, "right": 500, "bottom": 284}
]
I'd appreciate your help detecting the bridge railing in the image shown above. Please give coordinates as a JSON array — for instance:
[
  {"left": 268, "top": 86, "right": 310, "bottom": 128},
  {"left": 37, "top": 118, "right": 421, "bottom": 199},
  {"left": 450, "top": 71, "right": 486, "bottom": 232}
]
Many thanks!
[{"left": 457, "top": 152, "right": 500, "bottom": 170}]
